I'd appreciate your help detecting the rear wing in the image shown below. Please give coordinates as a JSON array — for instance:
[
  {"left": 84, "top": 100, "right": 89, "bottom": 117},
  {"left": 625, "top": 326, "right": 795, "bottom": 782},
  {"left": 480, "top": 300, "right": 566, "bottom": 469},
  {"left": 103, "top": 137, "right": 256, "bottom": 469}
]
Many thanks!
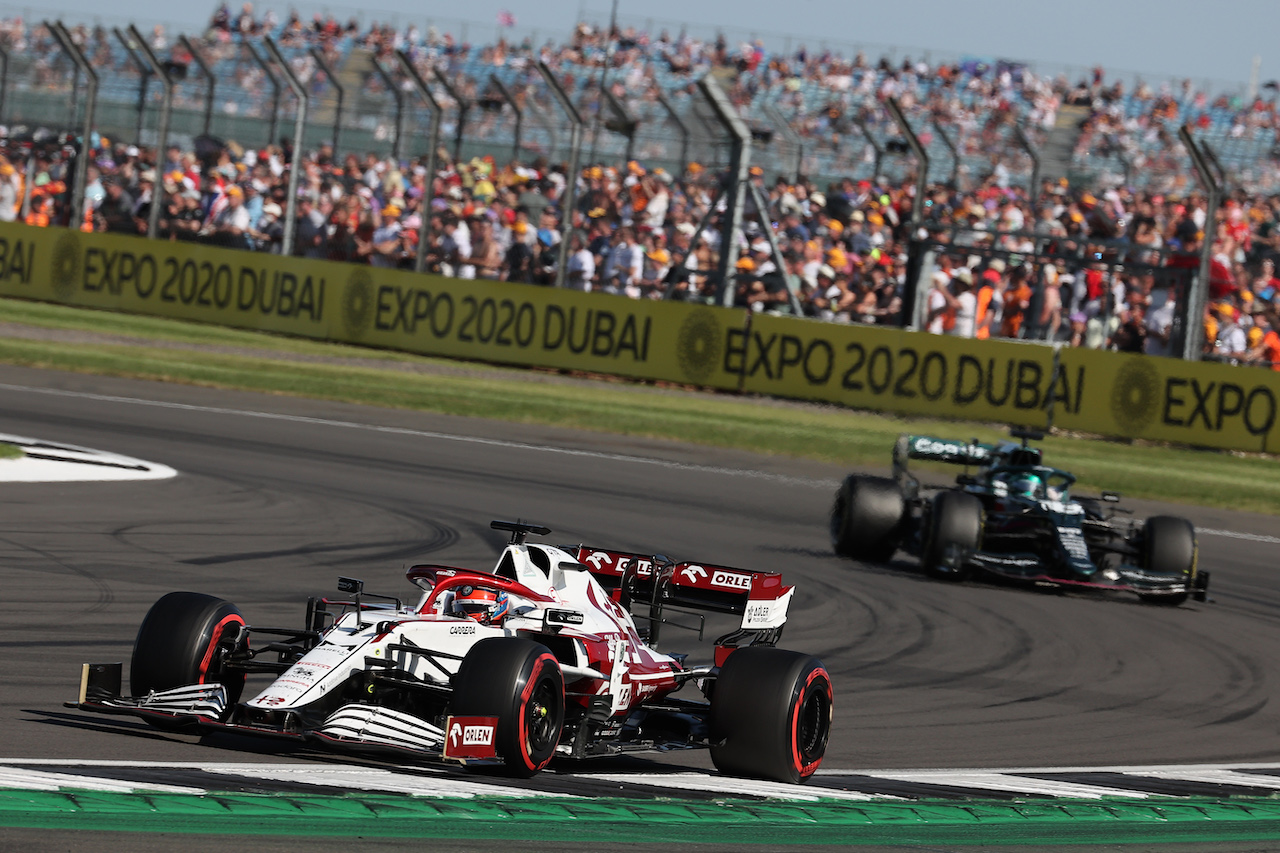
[
  {"left": 572, "top": 546, "right": 793, "bottom": 647},
  {"left": 895, "top": 434, "right": 995, "bottom": 466},
  {"left": 893, "top": 435, "right": 997, "bottom": 496}
]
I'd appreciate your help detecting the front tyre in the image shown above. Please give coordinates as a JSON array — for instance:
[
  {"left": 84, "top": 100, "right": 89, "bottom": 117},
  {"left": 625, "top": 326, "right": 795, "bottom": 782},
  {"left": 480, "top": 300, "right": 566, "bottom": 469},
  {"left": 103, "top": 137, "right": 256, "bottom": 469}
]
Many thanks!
[
  {"left": 452, "top": 638, "right": 565, "bottom": 778},
  {"left": 131, "top": 591, "right": 247, "bottom": 705},
  {"left": 1139, "top": 515, "right": 1197, "bottom": 606},
  {"left": 710, "top": 648, "right": 832, "bottom": 783},
  {"left": 922, "top": 491, "right": 983, "bottom": 581}
]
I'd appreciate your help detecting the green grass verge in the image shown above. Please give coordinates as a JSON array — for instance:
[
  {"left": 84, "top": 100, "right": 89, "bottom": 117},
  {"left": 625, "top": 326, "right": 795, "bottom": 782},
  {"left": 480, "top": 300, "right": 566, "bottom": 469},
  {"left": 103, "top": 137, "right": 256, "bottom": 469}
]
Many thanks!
[
  {"left": 2, "top": 298, "right": 1278, "bottom": 515},
  {"left": 0, "top": 442, "right": 23, "bottom": 459},
  {"left": 6, "top": 789, "right": 1280, "bottom": 845}
]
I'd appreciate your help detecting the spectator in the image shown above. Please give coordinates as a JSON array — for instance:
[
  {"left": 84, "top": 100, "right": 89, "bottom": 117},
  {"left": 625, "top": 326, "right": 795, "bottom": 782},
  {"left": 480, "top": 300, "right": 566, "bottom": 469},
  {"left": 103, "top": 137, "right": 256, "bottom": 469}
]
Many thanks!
[
  {"left": 1250, "top": 311, "right": 1280, "bottom": 369},
  {"left": 1212, "top": 301, "right": 1247, "bottom": 361},
  {"left": 1000, "top": 265, "right": 1033, "bottom": 338},
  {"left": 950, "top": 268, "right": 977, "bottom": 338},
  {"left": 926, "top": 267, "right": 956, "bottom": 334},
  {"left": 98, "top": 177, "right": 136, "bottom": 234},
  {"left": 1144, "top": 290, "right": 1177, "bottom": 357}
]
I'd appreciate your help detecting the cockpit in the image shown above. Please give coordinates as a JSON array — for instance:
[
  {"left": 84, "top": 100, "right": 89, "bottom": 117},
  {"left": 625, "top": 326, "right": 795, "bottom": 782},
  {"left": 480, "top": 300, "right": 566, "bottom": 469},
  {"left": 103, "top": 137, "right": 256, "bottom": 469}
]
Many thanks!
[{"left": 989, "top": 466, "right": 1074, "bottom": 502}]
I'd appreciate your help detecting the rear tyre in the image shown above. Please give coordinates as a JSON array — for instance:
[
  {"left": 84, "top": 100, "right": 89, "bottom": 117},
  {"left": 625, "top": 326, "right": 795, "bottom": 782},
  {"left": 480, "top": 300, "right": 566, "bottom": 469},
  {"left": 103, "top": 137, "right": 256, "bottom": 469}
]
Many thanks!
[
  {"left": 710, "top": 648, "right": 832, "bottom": 783},
  {"left": 131, "top": 592, "right": 247, "bottom": 714},
  {"left": 830, "top": 475, "right": 905, "bottom": 562},
  {"left": 1139, "top": 515, "right": 1197, "bottom": 606},
  {"left": 452, "top": 638, "right": 565, "bottom": 777},
  {"left": 922, "top": 491, "right": 983, "bottom": 581}
]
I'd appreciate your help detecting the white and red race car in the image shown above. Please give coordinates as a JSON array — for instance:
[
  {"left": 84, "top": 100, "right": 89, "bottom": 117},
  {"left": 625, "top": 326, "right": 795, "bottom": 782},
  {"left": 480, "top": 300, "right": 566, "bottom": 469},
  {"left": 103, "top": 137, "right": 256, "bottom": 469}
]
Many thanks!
[{"left": 73, "top": 521, "right": 832, "bottom": 783}]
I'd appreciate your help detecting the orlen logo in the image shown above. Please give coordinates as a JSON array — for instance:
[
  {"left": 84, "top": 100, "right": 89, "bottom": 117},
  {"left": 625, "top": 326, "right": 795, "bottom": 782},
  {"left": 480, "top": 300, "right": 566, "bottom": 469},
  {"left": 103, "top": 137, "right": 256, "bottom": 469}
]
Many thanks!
[
  {"left": 712, "top": 570, "right": 751, "bottom": 590},
  {"left": 746, "top": 603, "right": 773, "bottom": 620},
  {"left": 463, "top": 725, "right": 494, "bottom": 746}
]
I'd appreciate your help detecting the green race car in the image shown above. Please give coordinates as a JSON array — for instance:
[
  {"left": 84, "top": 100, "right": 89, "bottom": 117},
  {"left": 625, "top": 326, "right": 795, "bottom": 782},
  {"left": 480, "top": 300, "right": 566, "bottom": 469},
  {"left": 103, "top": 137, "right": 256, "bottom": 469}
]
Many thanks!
[{"left": 830, "top": 430, "right": 1209, "bottom": 605}]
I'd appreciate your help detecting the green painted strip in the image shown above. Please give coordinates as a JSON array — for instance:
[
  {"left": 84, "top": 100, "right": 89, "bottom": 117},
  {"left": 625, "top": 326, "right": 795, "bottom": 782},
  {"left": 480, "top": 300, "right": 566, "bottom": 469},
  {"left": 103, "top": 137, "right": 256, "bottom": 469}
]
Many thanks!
[{"left": 5, "top": 789, "right": 1280, "bottom": 845}]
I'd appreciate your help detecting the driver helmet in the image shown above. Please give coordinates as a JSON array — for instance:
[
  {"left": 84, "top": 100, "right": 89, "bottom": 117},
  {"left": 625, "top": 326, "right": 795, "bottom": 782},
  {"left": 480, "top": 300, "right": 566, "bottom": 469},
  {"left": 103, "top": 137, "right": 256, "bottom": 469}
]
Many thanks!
[
  {"left": 454, "top": 586, "right": 510, "bottom": 625},
  {"left": 1010, "top": 472, "right": 1042, "bottom": 499}
]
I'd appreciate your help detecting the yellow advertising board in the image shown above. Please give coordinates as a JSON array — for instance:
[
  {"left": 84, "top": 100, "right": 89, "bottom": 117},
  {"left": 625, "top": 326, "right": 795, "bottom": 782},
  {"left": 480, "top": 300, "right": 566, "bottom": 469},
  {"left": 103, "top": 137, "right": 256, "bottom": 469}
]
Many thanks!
[
  {"left": 738, "top": 313, "right": 1057, "bottom": 428},
  {"left": 337, "top": 264, "right": 744, "bottom": 389},
  {"left": 1055, "top": 347, "right": 1280, "bottom": 453},
  {"left": 0, "top": 225, "right": 332, "bottom": 339},
  {"left": 0, "top": 223, "right": 745, "bottom": 391}
]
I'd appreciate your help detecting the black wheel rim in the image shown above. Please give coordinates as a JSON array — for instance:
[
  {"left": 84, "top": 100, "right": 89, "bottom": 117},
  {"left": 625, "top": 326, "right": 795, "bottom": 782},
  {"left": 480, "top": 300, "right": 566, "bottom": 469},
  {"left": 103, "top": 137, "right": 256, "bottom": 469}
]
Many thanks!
[
  {"left": 795, "top": 680, "right": 831, "bottom": 765},
  {"left": 525, "top": 676, "right": 559, "bottom": 754}
]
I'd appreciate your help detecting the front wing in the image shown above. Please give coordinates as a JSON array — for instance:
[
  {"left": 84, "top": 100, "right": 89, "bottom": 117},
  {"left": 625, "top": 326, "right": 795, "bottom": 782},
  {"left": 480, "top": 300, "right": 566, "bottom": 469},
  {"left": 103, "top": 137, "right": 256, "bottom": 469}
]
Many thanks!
[
  {"left": 964, "top": 550, "right": 1208, "bottom": 601},
  {"left": 69, "top": 670, "right": 503, "bottom": 765}
]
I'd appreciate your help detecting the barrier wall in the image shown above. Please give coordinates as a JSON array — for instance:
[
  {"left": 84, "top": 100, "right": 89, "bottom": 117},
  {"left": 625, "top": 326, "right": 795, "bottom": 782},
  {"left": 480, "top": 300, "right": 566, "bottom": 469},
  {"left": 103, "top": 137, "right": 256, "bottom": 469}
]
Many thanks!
[
  {"left": 1, "top": 222, "right": 1276, "bottom": 454},
  {"left": 0, "top": 224, "right": 744, "bottom": 392},
  {"left": 1055, "top": 347, "right": 1280, "bottom": 454},
  {"left": 737, "top": 314, "right": 1056, "bottom": 429}
]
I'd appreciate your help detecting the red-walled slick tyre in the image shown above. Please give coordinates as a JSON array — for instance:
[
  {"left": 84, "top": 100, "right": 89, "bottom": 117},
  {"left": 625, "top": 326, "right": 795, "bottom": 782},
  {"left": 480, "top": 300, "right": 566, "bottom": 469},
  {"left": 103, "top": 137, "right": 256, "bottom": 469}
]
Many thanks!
[
  {"left": 451, "top": 637, "right": 565, "bottom": 777},
  {"left": 710, "top": 647, "right": 832, "bottom": 783}
]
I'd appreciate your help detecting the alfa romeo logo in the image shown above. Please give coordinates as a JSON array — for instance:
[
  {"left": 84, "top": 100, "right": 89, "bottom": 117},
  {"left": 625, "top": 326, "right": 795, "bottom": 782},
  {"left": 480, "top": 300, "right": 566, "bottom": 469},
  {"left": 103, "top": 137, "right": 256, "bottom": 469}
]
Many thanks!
[
  {"left": 1110, "top": 358, "right": 1161, "bottom": 435},
  {"left": 51, "top": 232, "right": 81, "bottom": 301},
  {"left": 343, "top": 268, "right": 373, "bottom": 338},
  {"left": 676, "top": 308, "right": 721, "bottom": 383}
]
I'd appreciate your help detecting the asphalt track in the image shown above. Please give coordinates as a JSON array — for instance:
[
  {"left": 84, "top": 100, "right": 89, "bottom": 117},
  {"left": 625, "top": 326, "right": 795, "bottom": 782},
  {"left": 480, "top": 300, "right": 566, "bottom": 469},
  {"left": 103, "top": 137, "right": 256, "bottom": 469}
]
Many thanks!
[{"left": 1, "top": 362, "right": 1279, "bottom": 851}]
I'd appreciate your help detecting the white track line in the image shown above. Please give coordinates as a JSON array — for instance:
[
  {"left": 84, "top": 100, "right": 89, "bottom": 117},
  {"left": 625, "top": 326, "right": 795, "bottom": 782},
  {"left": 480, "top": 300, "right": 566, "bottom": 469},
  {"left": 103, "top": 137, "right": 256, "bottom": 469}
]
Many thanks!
[
  {"left": 0, "top": 431, "right": 176, "bottom": 482},
  {"left": 1199, "top": 528, "right": 1280, "bottom": 545},
  {"left": 580, "top": 772, "right": 885, "bottom": 801},
  {"left": 205, "top": 765, "right": 575, "bottom": 798},
  {"left": 0, "top": 382, "right": 826, "bottom": 488},
  {"left": 0, "top": 766, "right": 203, "bottom": 794},
  {"left": 1122, "top": 768, "right": 1280, "bottom": 789},
  {"left": 858, "top": 771, "right": 1149, "bottom": 800}
]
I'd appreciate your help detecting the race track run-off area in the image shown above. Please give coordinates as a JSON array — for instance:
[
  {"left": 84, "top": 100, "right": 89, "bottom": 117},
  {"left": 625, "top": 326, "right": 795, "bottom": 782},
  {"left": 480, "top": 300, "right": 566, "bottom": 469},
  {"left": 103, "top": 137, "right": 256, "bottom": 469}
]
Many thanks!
[{"left": 3, "top": 364, "right": 1280, "bottom": 849}]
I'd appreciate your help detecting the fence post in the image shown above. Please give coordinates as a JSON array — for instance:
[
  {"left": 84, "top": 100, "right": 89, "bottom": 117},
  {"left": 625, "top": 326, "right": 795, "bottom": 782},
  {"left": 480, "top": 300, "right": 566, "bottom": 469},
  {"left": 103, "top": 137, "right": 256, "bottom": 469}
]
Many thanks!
[
  {"left": 1012, "top": 121, "right": 1040, "bottom": 201},
  {"left": 243, "top": 40, "right": 281, "bottom": 148},
  {"left": 309, "top": 48, "right": 345, "bottom": 156},
  {"left": 854, "top": 117, "right": 884, "bottom": 178},
  {"left": 535, "top": 61, "right": 584, "bottom": 289},
  {"left": 656, "top": 91, "right": 690, "bottom": 175},
  {"left": 179, "top": 36, "right": 215, "bottom": 137},
  {"left": 763, "top": 101, "right": 804, "bottom": 183},
  {"left": 0, "top": 45, "right": 7, "bottom": 126},
  {"left": 370, "top": 59, "right": 405, "bottom": 162},
  {"left": 885, "top": 96, "right": 928, "bottom": 224},
  {"left": 46, "top": 21, "right": 97, "bottom": 231},
  {"left": 112, "top": 29, "right": 150, "bottom": 147},
  {"left": 263, "top": 36, "right": 309, "bottom": 258},
  {"left": 488, "top": 74, "right": 522, "bottom": 161},
  {"left": 697, "top": 74, "right": 752, "bottom": 307},
  {"left": 930, "top": 117, "right": 958, "bottom": 187},
  {"left": 431, "top": 67, "right": 471, "bottom": 163},
  {"left": 126, "top": 24, "right": 175, "bottom": 242},
  {"left": 601, "top": 87, "right": 638, "bottom": 162},
  {"left": 394, "top": 50, "right": 443, "bottom": 274},
  {"left": 1178, "top": 124, "right": 1220, "bottom": 362},
  {"left": 1201, "top": 140, "right": 1231, "bottom": 194}
]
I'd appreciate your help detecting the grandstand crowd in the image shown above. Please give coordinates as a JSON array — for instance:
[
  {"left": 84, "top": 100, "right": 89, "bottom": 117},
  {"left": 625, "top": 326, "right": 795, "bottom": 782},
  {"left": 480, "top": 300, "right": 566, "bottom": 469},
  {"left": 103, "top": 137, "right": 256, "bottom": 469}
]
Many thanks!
[{"left": 0, "top": 8, "right": 1277, "bottom": 368}]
